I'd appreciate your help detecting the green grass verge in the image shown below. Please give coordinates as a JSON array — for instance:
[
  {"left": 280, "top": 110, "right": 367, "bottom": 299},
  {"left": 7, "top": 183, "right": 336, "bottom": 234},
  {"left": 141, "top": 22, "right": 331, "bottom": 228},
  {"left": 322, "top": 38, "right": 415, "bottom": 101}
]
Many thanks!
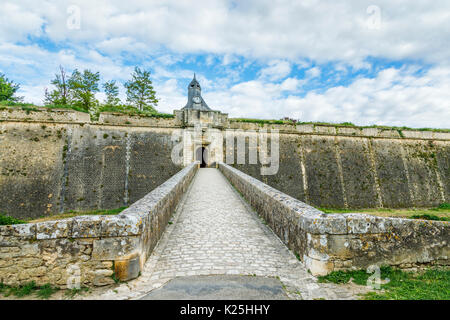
[
  {"left": 410, "top": 214, "right": 449, "bottom": 221},
  {"left": 0, "top": 214, "right": 27, "bottom": 225},
  {"left": 319, "top": 203, "right": 450, "bottom": 222},
  {"left": 231, "top": 118, "right": 294, "bottom": 125},
  {"left": 318, "top": 267, "right": 450, "bottom": 300},
  {"left": 0, "top": 101, "right": 89, "bottom": 113},
  {"left": 65, "top": 286, "right": 89, "bottom": 298},
  {"left": 229, "top": 117, "right": 450, "bottom": 132},
  {"left": 28, "top": 206, "right": 128, "bottom": 223},
  {"left": 0, "top": 207, "right": 127, "bottom": 225},
  {"left": 0, "top": 281, "right": 59, "bottom": 299},
  {"left": 0, "top": 102, "right": 174, "bottom": 118},
  {"left": 98, "top": 105, "right": 174, "bottom": 118}
]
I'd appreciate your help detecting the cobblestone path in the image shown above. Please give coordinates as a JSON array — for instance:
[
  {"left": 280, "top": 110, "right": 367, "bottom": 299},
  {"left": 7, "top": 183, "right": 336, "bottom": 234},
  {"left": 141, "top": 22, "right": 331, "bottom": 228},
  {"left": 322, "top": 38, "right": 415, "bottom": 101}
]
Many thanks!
[{"left": 87, "top": 168, "right": 363, "bottom": 300}]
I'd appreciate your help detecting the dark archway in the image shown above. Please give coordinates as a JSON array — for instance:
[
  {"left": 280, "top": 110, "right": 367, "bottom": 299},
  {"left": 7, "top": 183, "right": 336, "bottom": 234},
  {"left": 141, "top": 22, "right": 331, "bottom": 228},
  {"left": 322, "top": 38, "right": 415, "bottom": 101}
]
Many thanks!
[{"left": 196, "top": 147, "right": 208, "bottom": 167}]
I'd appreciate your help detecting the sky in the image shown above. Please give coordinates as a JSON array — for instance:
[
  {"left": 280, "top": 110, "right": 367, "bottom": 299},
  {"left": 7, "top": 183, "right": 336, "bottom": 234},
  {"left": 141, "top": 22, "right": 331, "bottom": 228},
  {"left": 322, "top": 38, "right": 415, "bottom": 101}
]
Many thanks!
[{"left": 0, "top": 0, "right": 449, "bottom": 128}]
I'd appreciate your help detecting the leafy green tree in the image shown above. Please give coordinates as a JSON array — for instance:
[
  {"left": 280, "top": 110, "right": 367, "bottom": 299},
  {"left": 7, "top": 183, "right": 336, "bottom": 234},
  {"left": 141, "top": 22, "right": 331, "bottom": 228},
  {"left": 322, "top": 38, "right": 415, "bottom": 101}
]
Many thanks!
[
  {"left": 44, "top": 66, "right": 70, "bottom": 105},
  {"left": 68, "top": 69, "right": 100, "bottom": 111},
  {"left": 124, "top": 67, "right": 158, "bottom": 112},
  {"left": 103, "top": 80, "right": 121, "bottom": 106},
  {"left": 0, "top": 73, "right": 22, "bottom": 102}
]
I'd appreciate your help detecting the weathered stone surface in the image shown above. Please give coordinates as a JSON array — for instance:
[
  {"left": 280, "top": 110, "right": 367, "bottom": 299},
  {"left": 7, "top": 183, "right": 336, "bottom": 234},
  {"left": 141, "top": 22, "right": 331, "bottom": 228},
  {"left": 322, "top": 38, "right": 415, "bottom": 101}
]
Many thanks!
[
  {"left": 92, "top": 237, "right": 140, "bottom": 260},
  {"left": 71, "top": 216, "right": 103, "bottom": 238},
  {"left": 0, "top": 162, "right": 198, "bottom": 288},
  {"left": 114, "top": 255, "right": 141, "bottom": 282},
  {"left": 0, "top": 223, "right": 36, "bottom": 239},
  {"left": 36, "top": 220, "right": 72, "bottom": 239},
  {"left": 219, "top": 162, "right": 450, "bottom": 275}
]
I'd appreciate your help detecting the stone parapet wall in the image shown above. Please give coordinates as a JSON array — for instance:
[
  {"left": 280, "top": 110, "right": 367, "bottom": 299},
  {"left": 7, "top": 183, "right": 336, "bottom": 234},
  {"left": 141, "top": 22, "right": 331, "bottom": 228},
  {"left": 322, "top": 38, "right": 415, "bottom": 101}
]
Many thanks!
[
  {"left": 0, "top": 107, "right": 176, "bottom": 128},
  {"left": 228, "top": 120, "right": 450, "bottom": 141},
  {"left": 219, "top": 163, "right": 449, "bottom": 276},
  {"left": 0, "top": 162, "right": 198, "bottom": 288},
  {"left": 0, "top": 107, "right": 91, "bottom": 123},
  {"left": 98, "top": 112, "right": 177, "bottom": 127}
]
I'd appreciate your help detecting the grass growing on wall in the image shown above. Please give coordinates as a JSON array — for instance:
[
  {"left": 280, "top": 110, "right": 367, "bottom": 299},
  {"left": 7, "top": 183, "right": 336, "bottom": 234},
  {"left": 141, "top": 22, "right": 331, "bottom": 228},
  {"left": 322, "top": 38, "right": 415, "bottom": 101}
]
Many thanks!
[
  {"left": 320, "top": 203, "right": 450, "bottom": 221},
  {"left": 98, "top": 105, "right": 174, "bottom": 118},
  {"left": 0, "top": 102, "right": 174, "bottom": 118},
  {"left": 0, "top": 101, "right": 89, "bottom": 113},
  {"left": 318, "top": 266, "right": 450, "bottom": 300},
  {"left": 0, "top": 207, "right": 128, "bottom": 225},
  {"left": 229, "top": 117, "right": 450, "bottom": 132},
  {"left": 28, "top": 206, "right": 128, "bottom": 223},
  {"left": 0, "top": 214, "right": 27, "bottom": 225},
  {"left": 0, "top": 281, "right": 59, "bottom": 299},
  {"left": 231, "top": 118, "right": 294, "bottom": 125}
]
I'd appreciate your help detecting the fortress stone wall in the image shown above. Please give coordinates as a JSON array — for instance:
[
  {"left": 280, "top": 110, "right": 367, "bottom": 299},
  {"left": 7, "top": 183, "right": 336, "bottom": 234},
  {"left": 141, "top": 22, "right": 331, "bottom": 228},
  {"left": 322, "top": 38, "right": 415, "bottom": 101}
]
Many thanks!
[
  {"left": 0, "top": 108, "right": 182, "bottom": 219},
  {"left": 0, "top": 107, "right": 449, "bottom": 220},
  {"left": 0, "top": 162, "right": 197, "bottom": 287},
  {"left": 227, "top": 121, "right": 450, "bottom": 209}
]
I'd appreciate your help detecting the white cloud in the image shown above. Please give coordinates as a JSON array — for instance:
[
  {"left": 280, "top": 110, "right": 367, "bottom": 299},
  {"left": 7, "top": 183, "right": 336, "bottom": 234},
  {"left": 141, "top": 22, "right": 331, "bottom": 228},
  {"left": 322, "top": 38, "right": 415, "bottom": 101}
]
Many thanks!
[
  {"left": 259, "top": 60, "right": 291, "bottom": 81},
  {"left": 305, "top": 67, "right": 321, "bottom": 79},
  {"left": 1, "top": 0, "right": 450, "bottom": 64},
  {"left": 203, "top": 66, "right": 450, "bottom": 129},
  {"left": 1, "top": 0, "right": 450, "bottom": 128}
]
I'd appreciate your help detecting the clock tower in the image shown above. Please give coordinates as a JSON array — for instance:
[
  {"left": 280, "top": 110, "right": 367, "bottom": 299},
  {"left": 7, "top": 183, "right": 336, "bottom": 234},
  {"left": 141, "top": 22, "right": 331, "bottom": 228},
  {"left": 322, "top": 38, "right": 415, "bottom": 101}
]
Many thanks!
[
  {"left": 174, "top": 73, "right": 228, "bottom": 167},
  {"left": 183, "top": 74, "right": 211, "bottom": 111}
]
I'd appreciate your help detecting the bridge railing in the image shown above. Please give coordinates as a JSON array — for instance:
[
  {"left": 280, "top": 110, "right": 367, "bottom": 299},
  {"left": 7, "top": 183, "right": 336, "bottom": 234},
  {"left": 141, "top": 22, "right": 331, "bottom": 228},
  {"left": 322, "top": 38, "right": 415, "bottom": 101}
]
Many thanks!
[
  {"left": 218, "top": 162, "right": 449, "bottom": 276},
  {"left": 0, "top": 162, "right": 199, "bottom": 287}
]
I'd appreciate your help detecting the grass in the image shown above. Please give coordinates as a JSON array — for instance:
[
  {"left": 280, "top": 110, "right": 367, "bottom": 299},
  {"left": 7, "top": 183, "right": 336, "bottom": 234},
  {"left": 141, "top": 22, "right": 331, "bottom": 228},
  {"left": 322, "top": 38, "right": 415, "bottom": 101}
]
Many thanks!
[
  {"left": 27, "top": 206, "right": 128, "bottom": 223},
  {"left": 0, "top": 101, "right": 89, "bottom": 113},
  {"left": 98, "top": 105, "right": 174, "bottom": 118},
  {"left": 231, "top": 118, "right": 294, "bottom": 125},
  {"left": 65, "top": 287, "right": 89, "bottom": 299},
  {"left": 0, "top": 102, "right": 174, "bottom": 118},
  {"left": 0, "top": 213, "right": 27, "bottom": 225},
  {"left": 229, "top": 117, "right": 450, "bottom": 133},
  {"left": 320, "top": 203, "right": 450, "bottom": 222},
  {"left": 0, "top": 281, "right": 59, "bottom": 299},
  {"left": 0, "top": 207, "right": 127, "bottom": 225},
  {"left": 318, "top": 266, "right": 450, "bottom": 300},
  {"left": 35, "top": 284, "right": 59, "bottom": 299}
]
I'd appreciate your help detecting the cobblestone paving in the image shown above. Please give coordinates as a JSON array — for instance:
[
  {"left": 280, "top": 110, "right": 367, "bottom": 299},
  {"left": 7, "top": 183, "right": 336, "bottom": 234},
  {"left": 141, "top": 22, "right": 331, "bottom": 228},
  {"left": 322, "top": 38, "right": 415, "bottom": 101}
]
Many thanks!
[{"left": 85, "top": 168, "right": 365, "bottom": 300}]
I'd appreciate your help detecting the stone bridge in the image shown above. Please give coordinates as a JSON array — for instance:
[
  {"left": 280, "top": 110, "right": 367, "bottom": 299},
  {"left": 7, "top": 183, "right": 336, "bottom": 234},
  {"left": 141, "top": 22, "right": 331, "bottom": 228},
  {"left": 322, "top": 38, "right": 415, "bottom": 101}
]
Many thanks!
[
  {"left": 2, "top": 161, "right": 447, "bottom": 300},
  {"left": 87, "top": 166, "right": 362, "bottom": 300}
]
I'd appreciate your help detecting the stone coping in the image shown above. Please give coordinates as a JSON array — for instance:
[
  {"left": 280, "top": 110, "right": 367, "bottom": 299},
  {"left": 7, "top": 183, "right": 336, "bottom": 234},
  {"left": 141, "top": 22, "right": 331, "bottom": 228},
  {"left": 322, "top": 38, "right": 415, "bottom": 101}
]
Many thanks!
[
  {"left": 218, "top": 162, "right": 448, "bottom": 234},
  {"left": 0, "top": 162, "right": 199, "bottom": 241},
  {"left": 219, "top": 162, "right": 449, "bottom": 275},
  {"left": 227, "top": 121, "right": 450, "bottom": 140},
  {"left": 1, "top": 107, "right": 449, "bottom": 140},
  {"left": 0, "top": 107, "right": 176, "bottom": 128}
]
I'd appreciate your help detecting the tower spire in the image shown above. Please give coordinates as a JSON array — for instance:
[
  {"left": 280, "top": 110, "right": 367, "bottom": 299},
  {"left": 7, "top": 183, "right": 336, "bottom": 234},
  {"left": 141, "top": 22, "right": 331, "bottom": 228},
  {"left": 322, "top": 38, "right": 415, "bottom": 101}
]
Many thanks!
[{"left": 183, "top": 73, "right": 211, "bottom": 111}]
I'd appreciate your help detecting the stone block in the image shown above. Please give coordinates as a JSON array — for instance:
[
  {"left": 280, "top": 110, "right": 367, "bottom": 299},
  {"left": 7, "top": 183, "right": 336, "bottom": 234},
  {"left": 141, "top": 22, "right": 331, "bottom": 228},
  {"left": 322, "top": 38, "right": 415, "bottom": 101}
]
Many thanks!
[
  {"left": 303, "top": 255, "right": 334, "bottom": 276},
  {"left": 100, "top": 215, "right": 143, "bottom": 237},
  {"left": 114, "top": 255, "right": 141, "bottom": 282},
  {"left": 71, "top": 216, "right": 103, "bottom": 238},
  {"left": 0, "top": 223, "right": 36, "bottom": 239},
  {"left": 36, "top": 220, "right": 72, "bottom": 239},
  {"left": 92, "top": 236, "right": 140, "bottom": 260}
]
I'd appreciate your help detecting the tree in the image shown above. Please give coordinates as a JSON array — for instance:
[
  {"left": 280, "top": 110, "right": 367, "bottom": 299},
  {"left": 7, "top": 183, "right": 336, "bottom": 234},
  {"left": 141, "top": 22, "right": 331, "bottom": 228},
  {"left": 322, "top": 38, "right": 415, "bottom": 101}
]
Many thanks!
[
  {"left": 103, "top": 80, "right": 120, "bottom": 107},
  {"left": 44, "top": 66, "right": 70, "bottom": 105},
  {"left": 68, "top": 69, "right": 100, "bottom": 111},
  {"left": 124, "top": 67, "right": 158, "bottom": 112},
  {"left": 0, "top": 73, "right": 22, "bottom": 102}
]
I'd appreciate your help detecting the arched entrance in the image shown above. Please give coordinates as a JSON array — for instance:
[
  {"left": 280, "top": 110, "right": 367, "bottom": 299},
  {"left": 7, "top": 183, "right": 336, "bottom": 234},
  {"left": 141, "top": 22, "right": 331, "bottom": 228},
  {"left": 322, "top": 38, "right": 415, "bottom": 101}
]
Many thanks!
[{"left": 196, "top": 146, "right": 208, "bottom": 168}]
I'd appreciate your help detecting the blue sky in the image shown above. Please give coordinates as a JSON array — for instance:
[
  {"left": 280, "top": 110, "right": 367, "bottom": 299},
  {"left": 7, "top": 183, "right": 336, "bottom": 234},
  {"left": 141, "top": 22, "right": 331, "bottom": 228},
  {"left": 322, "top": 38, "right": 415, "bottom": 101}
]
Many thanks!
[{"left": 1, "top": 0, "right": 449, "bottom": 128}]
